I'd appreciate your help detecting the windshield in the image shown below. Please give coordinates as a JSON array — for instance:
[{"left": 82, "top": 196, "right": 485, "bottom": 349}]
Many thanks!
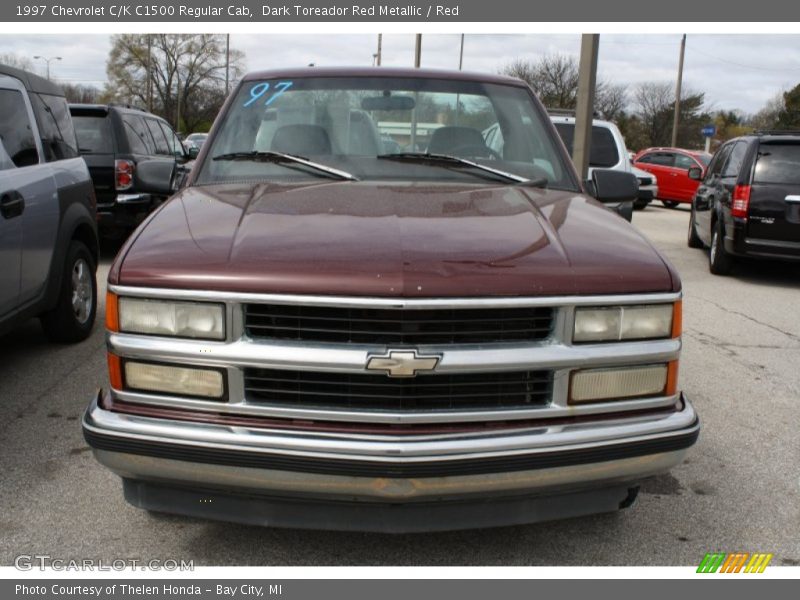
[
  {"left": 72, "top": 115, "right": 114, "bottom": 154},
  {"left": 197, "top": 76, "right": 576, "bottom": 189}
]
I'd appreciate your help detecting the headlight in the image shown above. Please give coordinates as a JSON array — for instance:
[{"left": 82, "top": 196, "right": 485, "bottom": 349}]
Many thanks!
[
  {"left": 116, "top": 297, "right": 225, "bottom": 340},
  {"left": 124, "top": 360, "right": 225, "bottom": 399},
  {"left": 573, "top": 303, "right": 675, "bottom": 343}
]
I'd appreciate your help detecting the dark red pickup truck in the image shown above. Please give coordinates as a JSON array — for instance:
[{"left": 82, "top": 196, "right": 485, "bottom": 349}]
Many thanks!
[{"left": 83, "top": 67, "right": 698, "bottom": 532}]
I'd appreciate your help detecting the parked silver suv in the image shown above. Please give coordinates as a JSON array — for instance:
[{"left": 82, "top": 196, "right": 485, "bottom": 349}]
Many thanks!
[
  {"left": 549, "top": 114, "right": 658, "bottom": 212},
  {"left": 0, "top": 64, "right": 98, "bottom": 342}
]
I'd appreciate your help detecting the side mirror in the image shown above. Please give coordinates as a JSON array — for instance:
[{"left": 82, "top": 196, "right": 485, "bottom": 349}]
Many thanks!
[
  {"left": 134, "top": 160, "right": 176, "bottom": 195},
  {"left": 188, "top": 146, "right": 200, "bottom": 159},
  {"left": 687, "top": 167, "right": 703, "bottom": 181},
  {"left": 174, "top": 163, "right": 193, "bottom": 190},
  {"left": 590, "top": 169, "right": 638, "bottom": 203}
]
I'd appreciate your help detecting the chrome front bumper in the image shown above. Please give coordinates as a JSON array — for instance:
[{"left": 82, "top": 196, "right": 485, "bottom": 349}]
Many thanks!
[{"left": 83, "top": 392, "right": 699, "bottom": 502}]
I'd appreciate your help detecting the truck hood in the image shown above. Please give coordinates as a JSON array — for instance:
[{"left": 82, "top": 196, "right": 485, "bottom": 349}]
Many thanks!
[{"left": 112, "top": 181, "right": 678, "bottom": 297}]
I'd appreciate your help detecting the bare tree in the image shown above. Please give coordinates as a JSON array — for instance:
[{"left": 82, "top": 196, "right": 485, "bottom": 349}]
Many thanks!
[
  {"left": 60, "top": 83, "right": 102, "bottom": 104},
  {"left": 632, "top": 82, "right": 711, "bottom": 148},
  {"left": 502, "top": 55, "right": 580, "bottom": 109},
  {"left": 0, "top": 52, "right": 35, "bottom": 72},
  {"left": 633, "top": 81, "right": 675, "bottom": 145},
  {"left": 595, "top": 83, "right": 628, "bottom": 122},
  {"left": 502, "top": 55, "right": 627, "bottom": 119},
  {"left": 105, "top": 34, "right": 245, "bottom": 132},
  {"left": 749, "top": 92, "right": 784, "bottom": 131}
]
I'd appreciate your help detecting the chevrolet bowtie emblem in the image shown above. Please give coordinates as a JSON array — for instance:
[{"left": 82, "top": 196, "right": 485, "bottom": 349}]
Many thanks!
[{"left": 365, "top": 350, "right": 441, "bottom": 377}]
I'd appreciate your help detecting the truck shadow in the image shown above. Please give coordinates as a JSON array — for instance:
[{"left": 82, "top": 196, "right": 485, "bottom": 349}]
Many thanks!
[
  {"left": 167, "top": 509, "right": 630, "bottom": 566},
  {"left": 727, "top": 259, "right": 800, "bottom": 289}
]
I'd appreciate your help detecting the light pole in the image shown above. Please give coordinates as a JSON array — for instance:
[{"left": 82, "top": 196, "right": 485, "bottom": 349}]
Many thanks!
[{"left": 33, "top": 55, "right": 61, "bottom": 80}]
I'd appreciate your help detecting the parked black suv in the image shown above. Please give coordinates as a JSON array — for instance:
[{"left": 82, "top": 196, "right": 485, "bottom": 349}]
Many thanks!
[
  {"left": 69, "top": 104, "right": 194, "bottom": 236},
  {"left": 688, "top": 131, "right": 800, "bottom": 274},
  {"left": 0, "top": 64, "right": 98, "bottom": 342}
]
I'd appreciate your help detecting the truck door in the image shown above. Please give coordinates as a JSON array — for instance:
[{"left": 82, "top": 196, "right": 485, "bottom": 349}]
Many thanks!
[{"left": 0, "top": 78, "right": 52, "bottom": 316}]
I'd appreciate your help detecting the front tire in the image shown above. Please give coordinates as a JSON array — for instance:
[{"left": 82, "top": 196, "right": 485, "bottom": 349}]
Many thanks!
[
  {"left": 662, "top": 200, "right": 680, "bottom": 209},
  {"left": 40, "top": 240, "right": 97, "bottom": 342},
  {"left": 709, "top": 221, "right": 734, "bottom": 275}
]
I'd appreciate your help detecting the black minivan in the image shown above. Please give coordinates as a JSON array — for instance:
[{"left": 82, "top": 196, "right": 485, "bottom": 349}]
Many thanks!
[
  {"left": 688, "top": 131, "right": 800, "bottom": 274},
  {"left": 70, "top": 104, "right": 195, "bottom": 236}
]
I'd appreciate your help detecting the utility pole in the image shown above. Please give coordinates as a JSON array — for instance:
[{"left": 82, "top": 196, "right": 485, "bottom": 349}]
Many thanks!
[
  {"left": 458, "top": 34, "right": 464, "bottom": 70},
  {"left": 573, "top": 34, "right": 599, "bottom": 181},
  {"left": 671, "top": 34, "right": 686, "bottom": 148},
  {"left": 146, "top": 35, "right": 153, "bottom": 112},
  {"left": 414, "top": 34, "right": 422, "bottom": 68},
  {"left": 376, "top": 33, "right": 382, "bottom": 66},
  {"left": 225, "top": 33, "right": 230, "bottom": 96},
  {"left": 176, "top": 76, "right": 181, "bottom": 134}
]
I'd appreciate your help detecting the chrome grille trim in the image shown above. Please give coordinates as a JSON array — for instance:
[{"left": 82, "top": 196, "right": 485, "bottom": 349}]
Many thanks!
[
  {"left": 106, "top": 286, "right": 681, "bottom": 424},
  {"left": 108, "top": 285, "right": 681, "bottom": 309}
]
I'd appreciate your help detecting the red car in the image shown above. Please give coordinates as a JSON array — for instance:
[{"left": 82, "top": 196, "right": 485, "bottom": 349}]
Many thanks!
[{"left": 633, "top": 147, "right": 712, "bottom": 208}]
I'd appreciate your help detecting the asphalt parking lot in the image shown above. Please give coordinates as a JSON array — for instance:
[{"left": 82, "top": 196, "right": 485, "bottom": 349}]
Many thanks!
[{"left": 1, "top": 204, "right": 799, "bottom": 567}]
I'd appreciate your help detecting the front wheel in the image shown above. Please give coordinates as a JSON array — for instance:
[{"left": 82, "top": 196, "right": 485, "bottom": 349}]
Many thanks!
[
  {"left": 709, "top": 221, "right": 734, "bottom": 275},
  {"left": 662, "top": 200, "right": 680, "bottom": 209},
  {"left": 40, "top": 240, "right": 97, "bottom": 342}
]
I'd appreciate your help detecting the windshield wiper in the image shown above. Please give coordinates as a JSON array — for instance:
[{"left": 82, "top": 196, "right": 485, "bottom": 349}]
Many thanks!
[
  {"left": 212, "top": 151, "right": 359, "bottom": 181},
  {"left": 376, "top": 152, "right": 547, "bottom": 187}
]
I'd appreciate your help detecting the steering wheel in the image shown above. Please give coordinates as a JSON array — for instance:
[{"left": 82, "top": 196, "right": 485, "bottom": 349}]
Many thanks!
[{"left": 449, "top": 144, "right": 502, "bottom": 161}]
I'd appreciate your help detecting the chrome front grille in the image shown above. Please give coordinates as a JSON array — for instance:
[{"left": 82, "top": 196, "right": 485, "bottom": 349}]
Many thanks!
[
  {"left": 243, "top": 368, "right": 553, "bottom": 412},
  {"left": 107, "top": 285, "right": 684, "bottom": 425},
  {"left": 244, "top": 304, "right": 555, "bottom": 344}
]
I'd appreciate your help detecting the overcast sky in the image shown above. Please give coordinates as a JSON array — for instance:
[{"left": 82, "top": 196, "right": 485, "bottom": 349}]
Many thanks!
[{"left": 4, "top": 33, "right": 800, "bottom": 114}]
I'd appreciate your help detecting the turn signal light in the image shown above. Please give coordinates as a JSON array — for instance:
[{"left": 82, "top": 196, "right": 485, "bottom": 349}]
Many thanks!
[
  {"left": 105, "top": 291, "right": 119, "bottom": 332},
  {"left": 107, "top": 353, "right": 123, "bottom": 390}
]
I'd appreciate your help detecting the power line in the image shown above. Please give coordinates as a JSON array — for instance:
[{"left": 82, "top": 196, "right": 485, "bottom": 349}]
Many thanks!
[{"left": 690, "top": 47, "right": 800, "bottom": 72}]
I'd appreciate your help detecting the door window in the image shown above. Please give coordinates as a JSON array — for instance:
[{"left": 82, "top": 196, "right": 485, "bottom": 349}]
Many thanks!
[
  {"left": 674, "top": 154, "right": 697, "bottom": 170},
  {"left": 707, "top": 144, "right": 733, "bottom": 179},
  {"left": 145, "top": 118, "right": 171, "bottom": 155},
  {"left": 649, "top": 152, "right": 675, "bottom": 167},
  {"left": 122, "top": 115, "right": 155, "bottom": 155},
  {"left": 32, "top": 93, "right": 79, "bottom": 161},
  {"left": 0, "top": 89, "right": 39, "bottom": 168},
  {"left": 722, "top": 141, "right": 747, "bottom": 179},
  {"left": 159, "top": 122, "right": 185, "bottom": 156}
]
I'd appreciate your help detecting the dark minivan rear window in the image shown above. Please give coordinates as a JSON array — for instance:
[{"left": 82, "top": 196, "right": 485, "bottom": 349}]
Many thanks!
[
  {"left": 754, "top": 143, "right": 800, "bottom": 185},
  {"left": 73, "top": 115, "right": 114, "bottom": 154},
  {"left": 553, "top": 123, "right": 620, "bottom": 168}
]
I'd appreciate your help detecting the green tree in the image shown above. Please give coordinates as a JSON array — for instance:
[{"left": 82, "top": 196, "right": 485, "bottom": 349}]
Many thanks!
[
  {"left": 105, "top": 34, "right": 244, "bottom": 133},
  {"left": 712, "top": 110, "right": 752, "bottom": 142},
  {"left": 776, "top": 83, "right": 800, "bottom": 129},
  {"left": 632, "top": 81, "right": 711, "bottom": 149}
]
